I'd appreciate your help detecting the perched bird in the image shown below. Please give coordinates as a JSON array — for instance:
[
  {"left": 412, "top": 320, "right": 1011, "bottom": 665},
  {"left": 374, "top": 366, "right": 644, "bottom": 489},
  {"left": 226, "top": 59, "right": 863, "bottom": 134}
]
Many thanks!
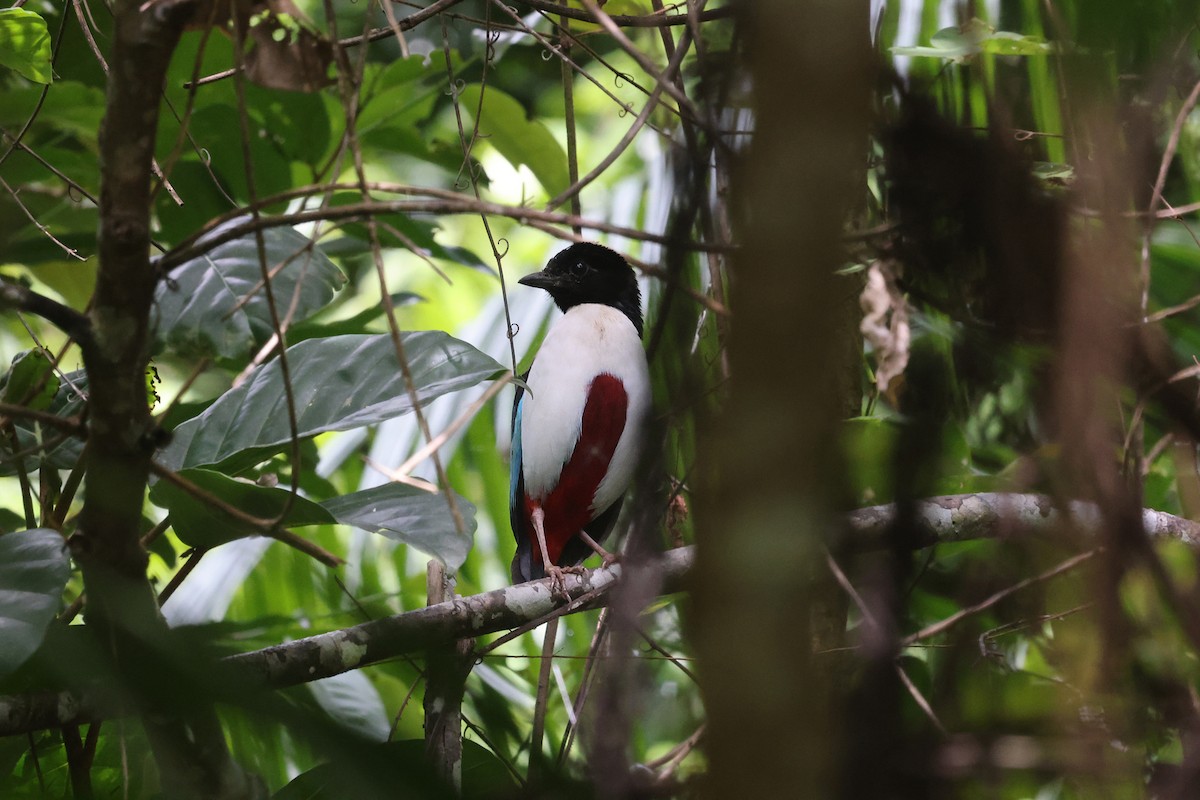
[{"left": 510, "top": 242, "right": 651, "bottom": 586}]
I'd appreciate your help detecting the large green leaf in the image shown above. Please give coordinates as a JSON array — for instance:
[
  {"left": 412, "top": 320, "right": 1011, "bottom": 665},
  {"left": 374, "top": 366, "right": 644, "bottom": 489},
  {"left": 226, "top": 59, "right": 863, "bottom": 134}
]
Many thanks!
[
  {"left": 0, "top": 9, "right": 51, "bottom": 84},
  {"left": 458, "top": 84, "right": 569, "bottom": 197},
  {"left": 321, "top": 483, "right": 475, "bottom": 570},
  {"left": 159, "top": 332, "right": 505, "bottom": 472},
  {"left": 0, "top": 529, "right": 70, "bottom": 678},
  {"left": 148, "top": 469, "right": 335, "bottom": 549},
  {"left": 155, "top": 224, "right": 346, "bottom": 361}
]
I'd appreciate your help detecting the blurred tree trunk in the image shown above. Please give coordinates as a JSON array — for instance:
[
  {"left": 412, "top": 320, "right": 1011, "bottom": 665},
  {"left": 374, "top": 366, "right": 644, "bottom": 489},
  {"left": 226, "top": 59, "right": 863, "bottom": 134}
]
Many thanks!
[
  {"left": 80, "top": 2, "right": 258, "bottom": 796},
  {"left": 693, "top": 1, "right": 870, "bottom": 796}
]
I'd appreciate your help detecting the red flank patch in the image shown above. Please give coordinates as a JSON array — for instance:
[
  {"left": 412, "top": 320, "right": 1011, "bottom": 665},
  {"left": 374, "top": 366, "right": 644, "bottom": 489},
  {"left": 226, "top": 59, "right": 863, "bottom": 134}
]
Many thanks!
[{"left": 525, "top": 373, "right": 628, "bottom": 566}]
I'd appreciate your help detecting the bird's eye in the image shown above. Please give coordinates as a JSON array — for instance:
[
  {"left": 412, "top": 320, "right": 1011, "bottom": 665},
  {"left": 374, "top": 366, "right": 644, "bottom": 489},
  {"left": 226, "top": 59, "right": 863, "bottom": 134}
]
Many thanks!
[{"left": 570, "top": 261, "right": 587, "bottom": 278}]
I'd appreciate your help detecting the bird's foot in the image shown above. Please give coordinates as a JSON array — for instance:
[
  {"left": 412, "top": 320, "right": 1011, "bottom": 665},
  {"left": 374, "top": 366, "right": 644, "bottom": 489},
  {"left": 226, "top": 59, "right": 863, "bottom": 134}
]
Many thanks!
[
  {"left": 546, "top": 566, "right": 570, "bottom": 601},
  {"left": 599, "top": 551, "right": 621, "bottom": 570}
]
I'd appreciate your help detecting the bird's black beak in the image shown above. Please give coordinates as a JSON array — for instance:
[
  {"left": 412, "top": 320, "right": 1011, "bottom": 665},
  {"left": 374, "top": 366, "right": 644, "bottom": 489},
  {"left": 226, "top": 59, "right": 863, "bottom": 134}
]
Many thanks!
[{"left": 518, "top": 269, "right": 559, "bottom": 290}]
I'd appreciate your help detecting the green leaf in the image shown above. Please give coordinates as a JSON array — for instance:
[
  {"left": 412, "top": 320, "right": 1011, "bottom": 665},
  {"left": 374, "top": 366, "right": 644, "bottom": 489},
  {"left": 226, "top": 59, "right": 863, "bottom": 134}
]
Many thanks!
[
  {"left": 160, "top": 332, "right": 505, "bottom": 472},
  {"left": 246, "top": 84, "right": 334, "bottom": 167},
  {"left": 148, "top": 468, "right": 334, "bottom": 549},
  {"left": 0, "top": 368, "right": 86, "bottom": 478},
  {"left": 322, "top": 483, "right": 475, "bottom": 570},
  {"left": 980, "top": 31, "right": 1053, "bottom": 56},
  {"left": 155, "top": 223, "right": 347, "bottom": 361},
  {"left": 0, "top": 529, "right": 70, "bottom": 678},
  {"left": 306, "top": 670, "right": 389, "bottom": 742},
  {"left": 288, "top": 291, "right": 422, "bottom": 341},
  {"left": 891, "top": 24, "right": 977, "bottom": 61},
  {"left": 1, "top": 349, "right": 59, "bottom": 411},
  {"left": 0, "top": 9, "right": 51, "bottom": 84},
  {"left": 356, "top": 56, "right": 441, "bottom": 137},
  {"left": 0, "top": 81, "right": 104, "bottom": 143},
  {"left": 1032, "top": 161, "right": 1074, "bottom": 183},
  {"left": 458, "top": 84, "right": 569, "bottom": 196},
  {"left": 892, "top": 19, "right": 1052, "bottom": 62}
]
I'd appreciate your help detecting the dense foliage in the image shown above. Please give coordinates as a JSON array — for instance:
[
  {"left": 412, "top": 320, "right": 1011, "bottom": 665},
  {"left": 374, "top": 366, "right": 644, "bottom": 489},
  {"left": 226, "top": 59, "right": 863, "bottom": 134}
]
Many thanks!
[{"left": 5, "top": 0, "right": 1200, "bottom": 798}]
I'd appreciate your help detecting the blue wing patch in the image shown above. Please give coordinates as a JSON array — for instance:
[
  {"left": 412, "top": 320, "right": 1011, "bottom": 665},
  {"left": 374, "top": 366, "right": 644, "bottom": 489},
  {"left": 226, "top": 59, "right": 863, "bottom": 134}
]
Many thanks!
[
  {"left": 509, "top": 391, "right": 524, "bottom": 513},
  {"left": 509, "top": 379, "right": 534, "bottom": 582}
]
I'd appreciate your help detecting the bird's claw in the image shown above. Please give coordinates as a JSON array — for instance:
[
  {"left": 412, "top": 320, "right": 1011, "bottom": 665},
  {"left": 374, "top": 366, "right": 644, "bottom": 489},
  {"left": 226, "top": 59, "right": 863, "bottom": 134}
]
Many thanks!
[{"left": 546, "top": 566, "right": 570, "bottom": 601}]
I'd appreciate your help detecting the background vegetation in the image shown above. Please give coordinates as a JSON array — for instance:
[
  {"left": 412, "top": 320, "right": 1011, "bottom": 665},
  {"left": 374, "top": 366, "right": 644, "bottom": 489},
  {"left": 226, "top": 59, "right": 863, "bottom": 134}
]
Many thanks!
[{"left": 4, "top": 0, "right": 1200, "bottom": 797}]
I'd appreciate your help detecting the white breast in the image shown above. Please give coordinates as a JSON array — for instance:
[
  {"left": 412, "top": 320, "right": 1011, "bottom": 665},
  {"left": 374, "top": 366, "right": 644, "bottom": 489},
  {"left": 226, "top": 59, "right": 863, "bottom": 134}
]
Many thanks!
[{"left": 521, "top": 304, "right": 651, "bottom": 513}]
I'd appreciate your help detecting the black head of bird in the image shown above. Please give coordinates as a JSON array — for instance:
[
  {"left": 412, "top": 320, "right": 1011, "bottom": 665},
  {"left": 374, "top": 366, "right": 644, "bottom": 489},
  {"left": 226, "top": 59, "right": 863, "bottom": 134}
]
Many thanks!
[{"left": 518, "top": 242, "right": 644, "bottom": 337}]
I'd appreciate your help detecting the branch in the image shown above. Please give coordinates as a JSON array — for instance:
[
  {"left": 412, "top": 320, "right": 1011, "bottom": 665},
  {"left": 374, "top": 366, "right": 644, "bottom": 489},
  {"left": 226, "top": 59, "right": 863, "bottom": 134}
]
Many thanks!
[
  {"left": 845, "top": 492, "right": 1200, "bottom": 547},
  {"left": 517, "top": 1, "right": 734, "bottom": 28},
  {"left": 0, "top": 402, "right": 85, "bottom": 436},
  {"left": 155, "top": 192, "right": 736, "bottom": 275},
  {"left": 0, "top": 282, "right": 95, "bottom": 356},
  {"left": 5, "top": 493, "right": 1200, "bottom": 737},
  {"left": 0, "top": 548, "right": 689, "bottom": 736}
]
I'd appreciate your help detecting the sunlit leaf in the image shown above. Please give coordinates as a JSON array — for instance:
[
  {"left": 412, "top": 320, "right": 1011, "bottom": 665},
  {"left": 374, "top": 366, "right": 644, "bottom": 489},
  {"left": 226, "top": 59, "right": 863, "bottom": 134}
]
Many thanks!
[
  {"left": 458, "top": 84, "right": 569, "bottom": 196},
  {"left": 159, "top": 332, "right": 505, "bottom": 472},
  {"left": 307, "top": 671, "right": 389, "bottom": 742},
  {"left": 322, "top": 483, "right": 475, "bottom": 570},
  {"left": 0, "top": 9, "right": 51, "bottom": 84},
  {"left": 981, "top": 32, "right": 1054, "bottom": 56},
  {"left": 892, "top": 18, "right": 1051, "bottom": 62}
]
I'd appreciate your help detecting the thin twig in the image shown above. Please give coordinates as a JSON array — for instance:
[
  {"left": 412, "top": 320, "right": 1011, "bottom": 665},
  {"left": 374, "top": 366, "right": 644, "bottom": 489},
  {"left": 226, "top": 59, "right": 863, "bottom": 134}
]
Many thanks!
[
  {"left": 0, "top": 402, "right": 84, "bottom": 436},
  {"left": 156, "top": 547, "right": 206, "bottom": 606},
  {"left": 545, "top": 25, "right": 690, "bottom": 212},
  {"left": 577, "top": 0, "right": 709, "bottom": 132},
  {"left": 529, "top": 617, "right": 559, "bottom": 780},
  {"left": 393, "top": 374, "right": 512, "bottom": 478},
  {"left": 520, "top": 1, "right": 732, "bottom": 28},
  {"left": 0, "top": 176, "right": 86, "bottom": 261},
  {"left": 896, "top": 663, "right": 947, "bottom": 735},
  {"left": 900, "top": 549, "right": 1100, "bottom": 646},
  {"left": 158, "top": 181, "right": 735, "bottom": 272}
]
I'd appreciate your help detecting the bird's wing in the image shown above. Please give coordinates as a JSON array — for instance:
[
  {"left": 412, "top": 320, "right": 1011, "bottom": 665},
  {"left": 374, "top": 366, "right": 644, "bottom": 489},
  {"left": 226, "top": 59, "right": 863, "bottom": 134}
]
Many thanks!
[{"left": 509, "top": 374, "right": 534, "bottom": 583}]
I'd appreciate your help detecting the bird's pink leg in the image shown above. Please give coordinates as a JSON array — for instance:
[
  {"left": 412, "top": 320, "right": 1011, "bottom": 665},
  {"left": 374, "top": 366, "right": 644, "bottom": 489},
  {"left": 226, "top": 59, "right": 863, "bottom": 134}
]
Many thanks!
[
  {"left": 577, "top": 529, "right": 619, "bottom": 568},
  {"left": 531, "top": 507, "right": 568, "bottom": 599}
]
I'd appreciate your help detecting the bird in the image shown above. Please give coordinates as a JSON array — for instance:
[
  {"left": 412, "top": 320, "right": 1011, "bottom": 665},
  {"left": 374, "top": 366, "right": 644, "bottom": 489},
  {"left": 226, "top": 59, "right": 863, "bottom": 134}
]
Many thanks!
[{"left": 509, "top": 242, "right": 651, "bottom": 588}]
